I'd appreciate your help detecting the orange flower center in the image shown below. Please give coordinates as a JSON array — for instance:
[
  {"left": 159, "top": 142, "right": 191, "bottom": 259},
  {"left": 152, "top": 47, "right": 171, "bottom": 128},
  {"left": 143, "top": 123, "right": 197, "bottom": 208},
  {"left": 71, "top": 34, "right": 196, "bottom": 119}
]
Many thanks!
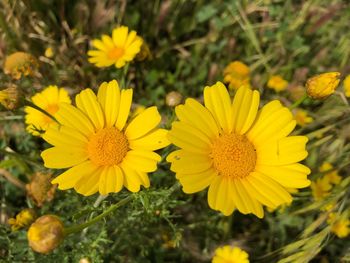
[
  {"left": 107, "top": 47, "right": 124, "bottom": 60},
  {"left": 211, "top": 133, "right": 256, "bottom": 179},
  {"left": 87, "top": 127, "right": 129, "bottom": 166}
]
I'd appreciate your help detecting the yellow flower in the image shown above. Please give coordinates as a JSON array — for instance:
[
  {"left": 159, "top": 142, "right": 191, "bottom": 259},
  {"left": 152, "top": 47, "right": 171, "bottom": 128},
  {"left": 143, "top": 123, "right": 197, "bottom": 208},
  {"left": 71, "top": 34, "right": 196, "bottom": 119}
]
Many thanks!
[
  {"left": 24, "top": 86, "right": 71, "bottom": 136},
  {"left": 88, "top": 26, "right": 143, "bottom": 68},
  {"left": 311, "top": 177, "right": 331, "bottom": 201},
  {"left": 319, "top": 162, "right": 341, "bottom": 185},
  {"left": 8, "top": 208, "right": 36, "bottom": 231},
  {"left": 0, "top": 84, "right": 21, "bottom": 110},
  {"left": 343, "top": 75, "right": 350, "bottom": 97},
  {"left": 4, "top": 52, "right": 38, "bottom": 79},
  {"left": 27, "top": 215, "right": 65, "bottom": 254},
  {"left": 327, "top": 213, "right": 350, "bottom": 238},
  {"left": 306, "top": 72, "right": 340, "bottom": 99},
  {"left": 167, "top": 82, "right": 310, "bottom": 218},
  {"left": 44, "top": 47, "right": 54, "bottom": 58},
  {"left": 223, "top": 61, "right": 250, "bottom": 90},
  {"left": 294, "top": 109, "right": 313, "bottom": 127},
  {"left": 212, "top": 245, "right": 249, "bottom": 263},
  {"left": 41, "top": 80, "right": 169, "bottom": 196},
  {"left": 267, "top": 75, "right": 288, "bottom": 92}
]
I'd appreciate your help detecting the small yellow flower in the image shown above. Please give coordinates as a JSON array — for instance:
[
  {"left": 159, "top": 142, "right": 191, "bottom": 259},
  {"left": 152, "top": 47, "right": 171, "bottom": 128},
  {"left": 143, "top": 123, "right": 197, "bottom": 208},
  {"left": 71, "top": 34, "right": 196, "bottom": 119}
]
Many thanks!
[
  {"left": 3, "top": 52, "right": 38, "bottom": 79},
  {"left": 306, "top": 72, "right": 340, "bottom": 99},
  {"left": 327, "top": 213, "right": 350, "bottom": 238},
  {"left": 223, "top": 61, "right": 250, "bottom": 90},
  {"left": 267, "top": 75, "right": 288, "bottom": 92},
  {"left": 343, "top": 75, "right": 350, "bottom": 97},
  {"left": 44, "top": 47, "right": 54, "bottom": 58},
  {"left": 88, "top": 26, "right": 143, "bottom": 68},
  {"left": 294, "top": 109, "right": 313, "bottom": 127},
  {"left": 311, "top": 177, "right": 331, "bottom": 201},
  {"left": 41, "top": 80, "right": 169, "bottom": 196},
  {"left": 8, "top": 208, "right": 36, "bottom": 231},
  {"left": 212, "top": 245, "right": 249, "bottom": 263},
  {"left": 319, "top": 162, "right": 341, "bottom": 185},
  {"left": 27, "top": 215, "right": 65, "bottom": 254},
  {"left": 167, "top": 83, "right": 310, "bottom": 218},
  {"left": 24, "top": 85, "right": 71, "bottom": 136},
  {"left": 0, "top": 84, "right": 21, "bottom": 110}
]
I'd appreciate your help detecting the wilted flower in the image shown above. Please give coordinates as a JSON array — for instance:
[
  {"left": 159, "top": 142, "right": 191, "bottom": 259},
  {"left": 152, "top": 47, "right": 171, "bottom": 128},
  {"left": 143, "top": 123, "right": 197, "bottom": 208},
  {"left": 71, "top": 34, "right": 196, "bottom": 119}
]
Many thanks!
[
  {"left": 306, "top": 72, "right": 340, "bottom": 99},
  {"left": 294, "top": 109, "right": 313, "bottom": 127},
  {"left": 0, "top": 84, "right": 21, "bottom": 110},
  {"left": 223, "top": 61, "right": 250, "bottom": 90},
  {"left": 212, "top": 245, "right": 249, "bottom": 263},
  {"left": 267, "top": 75, "right": 288, "bottom": 92},
  {"left": 27, "top": 215, "right": 65, "bottom": 254},
  {"left": 88, "top": 26, "right": 143, "bottom": 68},
  {"left": 320, "top": 162, "right": 341, "bottom": 185},
  {"left": 8, "top": 208, "right": 36, "bottom": 231},
  {"left": 3, "top": 52, "right": 38, "bottom": 79},
  {"left": 327, "top": 213, "right": 350, "bottom": 238},
  {"left": 165, "top": 91, "right": 183, "bottom": 107},
  {"left": 343, "top": 75, "right": 350, "bottom": 97},
  {"left": 26, "top": 172, "right": 57, "bottom": 207},
  {"left": 311, "top": 177, "right": 331, "bottom": 201}
]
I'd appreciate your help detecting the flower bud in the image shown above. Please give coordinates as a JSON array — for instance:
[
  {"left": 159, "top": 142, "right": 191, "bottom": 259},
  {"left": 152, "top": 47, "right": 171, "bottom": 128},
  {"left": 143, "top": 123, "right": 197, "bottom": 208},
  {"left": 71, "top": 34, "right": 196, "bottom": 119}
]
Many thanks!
[
  {"left": 8, "top": 208, "right": 36, "bottom": 231},
  {"left": 165, "top": 91, "right": 182, "bottom": 107},
  {"left": 0, "top": 84, "right": 21, "bottom": 110},
  {"left": 306, "top": 72, "right": 340, "bottom": 99},
  {"left": 3, "top": 52, "right": 38, "bottom": 80},
  {"left": 27, "top": 215, "right": 65, "bottom": 254}
]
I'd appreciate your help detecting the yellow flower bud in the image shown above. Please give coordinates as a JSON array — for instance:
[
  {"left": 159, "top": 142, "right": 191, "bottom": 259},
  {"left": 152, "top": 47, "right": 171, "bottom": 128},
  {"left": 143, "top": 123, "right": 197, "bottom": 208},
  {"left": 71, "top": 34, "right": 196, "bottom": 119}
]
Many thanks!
[
  {"left": 165, "top": 91, "right": 183, "bottom": 107},
  {"left": 3, "top": 52, "right": 38, "bottom": 80},
  {"left": 27, "top": 215, "right": 65, "bottom": 254},
  {"left": 306, "top": 72, "right": 340, "bottom": 99},
  {"left": 267, "top": 75, "right": 288, "bottom": 92},
  {"left": 0, "top": 84, "right": 21, "bottom": 110},
  {"left": 8, "top": 208, "right": 36, "bottom": 231}
]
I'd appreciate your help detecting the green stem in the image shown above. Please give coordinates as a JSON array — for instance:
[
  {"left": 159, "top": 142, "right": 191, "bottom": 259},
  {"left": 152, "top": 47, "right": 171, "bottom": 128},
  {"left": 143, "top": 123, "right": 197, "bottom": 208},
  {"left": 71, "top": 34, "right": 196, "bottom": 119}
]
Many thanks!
[
  {"left": 64, "top": 194, "right": 134, "bottom": 236},
  {"left": 24, "top": 99, "right": 59, "bottom": 124},
  {"left": 289, "top": 94, "right": 308, "bottom": 110}
]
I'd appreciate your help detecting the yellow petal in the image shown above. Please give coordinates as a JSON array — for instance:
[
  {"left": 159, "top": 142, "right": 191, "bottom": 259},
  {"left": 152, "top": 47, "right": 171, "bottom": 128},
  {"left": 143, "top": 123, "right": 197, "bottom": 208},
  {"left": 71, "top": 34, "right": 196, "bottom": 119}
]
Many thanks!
[
  {"left": 123, "top": 150, "right": 160, "bottom": 172},
  {"left": 41, "top": 147, "right": 88, "bottom": 168},
  {"left": 112, "top": 26, "right": 128, "bottom": 46},
  {"left": 51, "top": 161, "right": 98, "bottom": 190},
  {"left": 101, "top": 35, "right": 114, "bottom": 48},
  {"left": 177, "top": 168, "right": 216, "bottom": 194},
  {"left": 92, "top": 39, "right": 108, "bottom": 51},
  {"left": 204, "top": 82, "right": 232, "bottom": 133},
  {"left": 256, "top": 163, "right": 311, "bottom": 188},
  {"left": 55, "top": 103, "right": 95, "bottom": 137},
  {"left": 207, "top": 176, "right": 235, "bottom": 216},
  {"left": 74, "top": 168, "right": 102, "bottom": 196},
  {"left": 120, "top": 162, "right": 142, "bottom": 192},
  {"left": 231, "top": 86, "right": 260, "bottom": 134},
  {"left": 125, "top": 106, "right": 161, "bottom": 140},
  {"left": 75, "top": 89, "right": 105, "bottom": 130},
  {"left": 43, "top": 125, "right": 88, "bottom": 148},
  {"left": 168, "top": 121, "right": 211, "bottom": 154},
  {"left": 129, "top": 129, "right": 170, "bottom": 151},
  {"left": 97, "top": 80, "right": 121, "bottom": 127},
  {"left": 167, "top": 150, "right": 213, "bottom": 175},
  {"left": 115, "top": 89, "right": 133, "bottom": 130},
  {"left": 99, "top": 165, "right": 124, "bottom": 195},
  {"left": 175, "top": 98, "right": 220, "bottom": 138}
]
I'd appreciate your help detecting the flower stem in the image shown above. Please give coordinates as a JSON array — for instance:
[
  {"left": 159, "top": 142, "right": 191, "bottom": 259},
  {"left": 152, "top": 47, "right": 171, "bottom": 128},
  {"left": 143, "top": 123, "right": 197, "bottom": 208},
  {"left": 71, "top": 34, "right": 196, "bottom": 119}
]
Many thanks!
[
  {"left": 289, "top": 94, "right": 308, "bottom": 110},
  {"left": 64, "top": 194, "right": 134, "bottom": 236},
  {"left": 24, "top": 99, "right": 59, "bottom": 124}
]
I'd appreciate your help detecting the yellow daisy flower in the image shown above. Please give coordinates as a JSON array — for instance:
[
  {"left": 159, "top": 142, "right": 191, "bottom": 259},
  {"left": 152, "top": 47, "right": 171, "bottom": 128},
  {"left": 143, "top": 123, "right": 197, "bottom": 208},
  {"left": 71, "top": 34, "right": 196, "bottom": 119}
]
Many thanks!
[
  {"left": 41, "top": 80, "right": 169, "bottom": 196},
  {"left": 25, "top": 86, "right": 71, "bottom": 136},
  {"left": 319, "top": 162, "right": 341, "bottom": 185},
  {"left": 88, "top": 26, "right": 143, "bottom": 68},
  {"left": 294, "top": 109, "right": 313, "bottom": 127},
  {"left": 343, "top": 75, "right": 350, "bottom": 97},
  {"left": 212, "top": 245, "right": 249, "bottom": 263},
  {"left": 223, "top": 61, "right": 250, "bottom": 90},
  {"left": 267, "top": 75, "right": 288, "bottom": 92},
  {"left": 167, "top": 82, "right": 310, "bottom": 218},
  {"left": 311, "top": 177, "right": 331, "bottom": 201}
]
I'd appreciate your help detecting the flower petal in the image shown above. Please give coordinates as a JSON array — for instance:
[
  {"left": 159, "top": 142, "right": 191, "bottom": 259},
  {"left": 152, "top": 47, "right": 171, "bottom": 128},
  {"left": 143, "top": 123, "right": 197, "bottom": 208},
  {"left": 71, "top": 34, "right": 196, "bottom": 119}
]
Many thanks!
[
  {"left": 167, "top": 150, "right": 213, "bottom": 174},
  {"left": 129, "top": 129, "right": 169, "bottom": 151},
  {"left": 41, "top": 147, "right": 88, "bottom": 169},
  {"left": 99, "top": 165, "right": 124, "bottom": 195},
  {"left": 208, "top": 176, "right": 235, "bottom": 216},
  {"left": 177, "top": 168, "right": 216, "bottom": 194},
  {"left": 43, "top": 125, "right": 88, "bottom": 148},
  {"left": 75, "top": 168, "right": 102, "bottom": 196},
  {"left": 123, "top": 150, "right": 160, "bottom": 172},
  {"left": 97, "top": 80, "right": 121, "bottom": 127},
  {"left": 112, "top": 26, "right": 128, "bottom": 46},
  {"left": 115, "top": 89, "right": 133, "bottom": 130}
]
